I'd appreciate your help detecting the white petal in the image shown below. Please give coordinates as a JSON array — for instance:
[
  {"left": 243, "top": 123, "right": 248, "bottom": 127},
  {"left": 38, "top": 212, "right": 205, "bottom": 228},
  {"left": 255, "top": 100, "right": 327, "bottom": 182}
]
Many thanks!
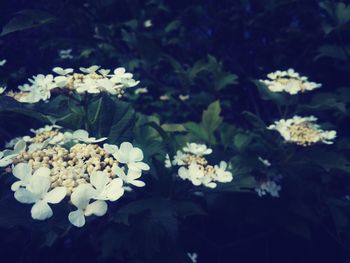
[
  {"left": 84, "top": 200, "right": 107, "bottom": 216},
  {"left": 31, "top": 201, "right": 53, "bottom": 220},
  {"left": 14, "top": 188, "right": 38, "bottom": 203},
  {"left": 73, "top": 129, "right": 89, "bottom": 139},
  {"left": 68, "top": 209, "right": 86, "bottom": 227},
  {"left": 103, "top": 143, "right": 118, "bottom": 154},
  {"left": 11, "top": 181, "right": 23, "bottom": 191},
  {"left": 27, "top": 173, "right": 51, "bottom": 196},
  {"left": 129, "top": 180, "right": 145, "bottom": 187},
  {"left": 12, "top": 163, "right": 32, "bottom": 180},
  {"left": 70, "top": 184, "right": 95, "bottom": 209},
  {"left": 13, "top": 140, "right": 26, "bottom": 153},
  {"left": 90, "top": 171, "right": 109, "bottom": 192},
  {"left": 128, "top": 162, "right": 150, "bottom": 171},
  {"left": 129, "top": 148, "right": 143, "bottom": 162},
  {"left": 102, "top": 178, "right": 124, "bottom": 201},
  {"left": 112, "top": 166, "right": 126, "bottom": 179},
  {"left": 44, "top": 187, "right": 67, "bottom": 204}
]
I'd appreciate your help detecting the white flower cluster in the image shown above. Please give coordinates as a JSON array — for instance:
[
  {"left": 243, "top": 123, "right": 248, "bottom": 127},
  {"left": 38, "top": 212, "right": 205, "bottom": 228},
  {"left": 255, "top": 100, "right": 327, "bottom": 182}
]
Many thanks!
[
  {"left": 268, "top": 116, "right": 336, "bottom": 146},
  {"left": 255, "top": 180, "right": 281, "bottom": 198},
  {"left": 5, "top": 66, "right": 140, "bottom": 103},
  {"left": 165, "top": 143, "right": 233, "bottom": 188},
  {"left": 1, "top": 125, "right": 149, "bottom": 227},
  {"left": 260, "top": 68, "right": 321, "bottom": 94}
]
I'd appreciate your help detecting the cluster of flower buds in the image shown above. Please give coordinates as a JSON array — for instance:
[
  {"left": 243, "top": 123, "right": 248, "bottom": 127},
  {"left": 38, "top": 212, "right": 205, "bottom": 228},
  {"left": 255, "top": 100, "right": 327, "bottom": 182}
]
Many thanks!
[
  {"left": 0, "top": 125, "right": 149, "bottom": 227},
  {"left": 260, "top": 68, "right": 321, "bottom": 95},
  {"left": 268, "top": 116, "right": 337, "bottom": 146},
  {"left": 165, "top": 143, "right": 233, "bottom": 188},
  {"left": 5, "top": 65, "right": 140, "bottom": 103}
]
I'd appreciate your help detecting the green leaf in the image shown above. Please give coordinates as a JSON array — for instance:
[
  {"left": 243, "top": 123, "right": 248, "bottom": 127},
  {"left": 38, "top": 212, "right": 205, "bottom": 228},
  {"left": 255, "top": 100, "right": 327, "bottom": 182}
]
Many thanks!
[
  {"left": 184, "top": 122, "right": 208, "bottom": 142},
  {"left": 1, "top": 9, "right": 55, "bottom": 36},
  {"left": 215, "top": 73, "right": 238, "bottom": 90},
  {"left": 234, "top": 133, "right": 252, "bottom": 151},
  {"left": 165, "top": 20, "right": 181, "bottom": 32},
  {"left": 201, "top": 100, "right": 222, "bottom": 141}
]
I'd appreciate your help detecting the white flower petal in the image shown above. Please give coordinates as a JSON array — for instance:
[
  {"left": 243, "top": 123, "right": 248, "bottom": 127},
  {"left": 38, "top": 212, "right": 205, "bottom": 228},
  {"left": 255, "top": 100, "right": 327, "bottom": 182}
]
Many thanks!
[
  {"left": 27, "top": 173, "right": 51, "bottom": 196},
  {"left": 14, "top": 188, "right": 38, "bottom": 203},
  {"left": 44, "top": 187, "right": 67, "bottom": 204},
  {"left": 12, "top": 162, "right": 32, "bottom": 180},
  {"left": 90, "top": 171, "right": 109, "bottom": 192},
  {"left": 68, "top": 209, "right": 86, "bottom": 227},
  {"left": 102, "top": 178, "right": 124, "bottom": 201},
  {"left": 31, "top": 201, "right": 53, "bottom": 220},
  {"left": 84, "top": 200, "right": 107, "bottom": 216},
  {"left": 70, "top": 184, "right": 95, "bottom": 209}
]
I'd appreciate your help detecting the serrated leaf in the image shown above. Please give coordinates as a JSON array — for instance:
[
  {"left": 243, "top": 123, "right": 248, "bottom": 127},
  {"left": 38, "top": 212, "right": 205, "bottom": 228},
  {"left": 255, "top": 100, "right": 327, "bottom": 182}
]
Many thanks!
[{"left": 201, "top": 100, "right": 222, "bottom": 136}]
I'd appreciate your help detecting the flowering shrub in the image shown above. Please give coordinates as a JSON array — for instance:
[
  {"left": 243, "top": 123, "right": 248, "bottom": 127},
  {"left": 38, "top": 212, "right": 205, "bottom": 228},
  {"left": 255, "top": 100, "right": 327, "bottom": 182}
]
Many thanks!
[{"left": 0, "top": 1, "right": 350, "bottom": 262}]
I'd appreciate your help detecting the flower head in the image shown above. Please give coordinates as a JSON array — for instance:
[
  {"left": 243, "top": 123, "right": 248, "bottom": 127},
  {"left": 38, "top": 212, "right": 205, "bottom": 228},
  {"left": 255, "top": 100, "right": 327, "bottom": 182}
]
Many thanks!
[
  {"left": 260, "top": 69, "right": 321, "bottom": 95},
  {"left": 268, "top": 116, "right": 337, "bottom": 146}
]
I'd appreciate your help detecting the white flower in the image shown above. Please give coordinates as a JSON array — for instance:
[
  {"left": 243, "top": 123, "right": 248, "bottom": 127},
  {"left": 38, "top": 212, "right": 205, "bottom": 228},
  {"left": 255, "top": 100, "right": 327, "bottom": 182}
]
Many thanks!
[
  {"left": 113, "top": 166, "right": 145, "bottom": 187},
  {"left": 0, "top": 140, "right": 26, "bottom": 167},
  {"left": 14, "top": 167, "right": 66, "bottom": 220},
  {"left": 143, "top": 19, "right": 153, "bottom": 28},
  {"left": 172, "top": 150, "right": 188, "bottom": 166},
  {"left": 79, "top": 65, "right": 100, "bottom": 74},
  {"left": 256, "top": 180, "right": 281, "bottom": 198},
  {"left": 76, "top": 78, "right": 100, "bottom": 94},
  {"left": 52, "top": 67, "right": 73, "bottom": 75},
  {"left": 11, "top": 163, "right": 33, "bottom": 191},
  {"left": 164, "top": 154, "right": 172, "bottom": 168},
  {"left": 0, "top": 151, "right": 17, "bottom": 167},
  {"left": 179, "top": 94, "right": 190, "bottom": 101},
  {"left": 96, "top": 78, "right": 121, "bottom": 95},
  {"left": 187, "top": 252, "right": 198, "bottom": 263},
  {"left": 112, "top": 142, "right": 150, "bottom": 172},
  {"left": 178, "top": 163, "right": 204, "bottom": 186},
  {"left": 0, "top": 59, "right": 6, "bottom": 66},
  {"left": 98, "top": 69, "right": 111, "bottom": 76},
  {"left": 183, "top": 143, "right": 212, "bottom": 156},
  {"left": 68, "top": 184, "right": 107, "bottom": 227},
  {"left": 214, "top": 161, "right": 233, "bottom": 183},
  {"left": 90, "top": 171, "right": 124, "bottom": 201},
  {"left": 134, "top": 87, "right": 148, "bottom": 95},
  {"left": 59, "top": 49, "right": 73, "bottom": 59},
  {"left": 110, "top": 67, "right": 140, "bottom": 88},
  {"left": 70, "top": 130, "right": 107, "bottom": 143},
  {"left": 0, "top": 86, "right": 6, "bottom": 94}
]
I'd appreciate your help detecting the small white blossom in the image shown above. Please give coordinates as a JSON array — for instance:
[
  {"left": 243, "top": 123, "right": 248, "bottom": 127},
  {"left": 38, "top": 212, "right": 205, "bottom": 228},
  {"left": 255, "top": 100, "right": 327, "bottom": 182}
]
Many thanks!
[
  {"left": 187, "top": 252, "right": 198, "bottom": 263},
  {"left": 256, "top": 180, "right": 281, "bottom": 198},
  {"left": 0, "top": 86, "right": 6, "bottom": 94},
  {"left": 214, "top": 161, "right": 233, "bottom": 183},
  {"left": 134, "top": 87, "right": 148, "bottom": 95},
  {"left": 112, "top": 142, "right": 150, "bottom": 172},
  {"left": 58, "top": 49, "right": 73, "bottom": 59},
  {"left": 183, "top": 143, "right": 212, "bottom": 156},
  {"left": 90, "top": 171, "right": 124, "bottom": 201},
  {"left": 0, "top": 59, "right": 6, "bottom": 66},
  {"left": 68, "top": 184, "right": 107, "bottom": 227},
  {"left": 179, "top": 94, "right": 190, "bottom": 101},
  {"left": 110, "top": 67, "right": 140, "bottom": 88},
  {"left": 52, "top": 67, "right": 73, "bottom": 75},
  {"left": 79, "top": 65, "right": 100, "bottom": 74},
  {"left": 14, "top": 167, "right": 66, "bottom": 220},
  {"left": 113, "top": 166, "right": 145, "bottom": 187},
  {"left": 143, "top": 19, "right": 153, "bottom": 28}
]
